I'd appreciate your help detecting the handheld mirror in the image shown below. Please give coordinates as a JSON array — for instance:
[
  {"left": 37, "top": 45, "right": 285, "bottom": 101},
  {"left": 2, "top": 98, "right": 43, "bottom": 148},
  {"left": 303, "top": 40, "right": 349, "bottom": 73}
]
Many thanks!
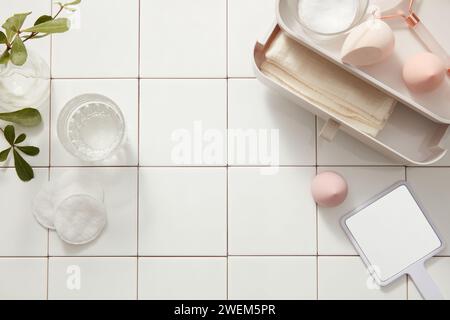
[{"left": 342, "top": 181, "right": 444, "bottom": 300}]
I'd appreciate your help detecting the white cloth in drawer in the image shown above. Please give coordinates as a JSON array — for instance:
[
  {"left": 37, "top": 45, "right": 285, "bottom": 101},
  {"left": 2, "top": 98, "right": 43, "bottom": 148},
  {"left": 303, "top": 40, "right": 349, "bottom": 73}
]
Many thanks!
[{"left": 261, "top": 32, "right": 396, "bottom": 137}]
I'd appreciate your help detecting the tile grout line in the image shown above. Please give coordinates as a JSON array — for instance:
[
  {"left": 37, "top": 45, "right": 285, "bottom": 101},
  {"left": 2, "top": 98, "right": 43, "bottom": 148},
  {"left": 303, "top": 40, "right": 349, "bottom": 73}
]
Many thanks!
[
  {"left": 50, "top": 77, "right": 258, "bottom": 80},
  {"left": 4, "top": 254, "right": 423, "bottom": 258},
  {"left": 225, "top": 0, "right": 229, "bottom": 301},
  {"left": 46, "top": 168, "right": 51, "bottom": 300},
  {"left": 136, "top": 169, "right": 140, "bottom": 300},
  {"left": 9, "top": 164, "right": 450, "bottom": 169},
  {"left": 47, "top": 0, "right": 53, "bottom": 300},
  {"left": 2, "top": 254, "right": 450, "bottom": 258},
  {"left": 15, "top": 164, "right": 424, "bottom": 168},
  {"left": 315, "top": 116, "right": 319, "bottom": 300},
  {"left": 404, "top": 165, "right": 409, "bottom": 300},
  {"left": 136, "top": 0, "right": 141, "bottom": 301}
]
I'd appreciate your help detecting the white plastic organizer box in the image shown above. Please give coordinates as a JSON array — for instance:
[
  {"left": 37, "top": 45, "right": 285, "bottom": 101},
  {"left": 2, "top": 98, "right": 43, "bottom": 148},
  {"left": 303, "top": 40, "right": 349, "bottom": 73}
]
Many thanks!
[{"left": 253, "top": 0, "right": 450, "bottom": 165}]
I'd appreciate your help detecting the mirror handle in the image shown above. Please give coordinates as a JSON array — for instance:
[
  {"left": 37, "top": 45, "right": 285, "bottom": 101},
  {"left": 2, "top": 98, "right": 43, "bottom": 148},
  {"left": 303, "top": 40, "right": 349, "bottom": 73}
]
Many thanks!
[{"left": 408, "top": 263, "right": 444, "bottom": 300}]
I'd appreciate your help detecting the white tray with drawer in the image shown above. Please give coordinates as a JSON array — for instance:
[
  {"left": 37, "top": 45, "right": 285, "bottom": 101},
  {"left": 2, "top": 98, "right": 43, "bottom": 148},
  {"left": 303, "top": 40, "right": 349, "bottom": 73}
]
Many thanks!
[{"left": 253, "top": 0, "right": 450, "bottom": 165}]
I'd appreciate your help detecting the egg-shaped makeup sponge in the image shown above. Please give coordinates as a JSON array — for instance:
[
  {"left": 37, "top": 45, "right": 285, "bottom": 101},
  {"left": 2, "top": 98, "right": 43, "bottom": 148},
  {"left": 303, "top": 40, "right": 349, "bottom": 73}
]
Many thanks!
[
  {"left": 403, "top": 52, "right": 446, "bottom": 92},
  {"left": 341, "top": 19, "right": 395, "bottom": 67},
  {"left": 311, "top": 171, "right": 348, "bottom": 208}
]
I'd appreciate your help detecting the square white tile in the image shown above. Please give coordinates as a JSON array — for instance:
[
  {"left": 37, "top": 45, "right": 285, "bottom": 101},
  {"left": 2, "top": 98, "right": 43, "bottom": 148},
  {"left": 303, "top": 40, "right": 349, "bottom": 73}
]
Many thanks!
[
  {"left": 317, "top": 119, "right": 400, "bottom": 166},
  {"left": 52, "top": 0, "right": 139, "bottom": 78},
  {"left": 228, "top": 0, "right": 275, "bottom": 77},
  {"left": 138, "top": 257, "right": 226, "bottom": 300},
  {"left": 48, "top": 257, "right": 137, "bottom": 300},
  {"left": 50, "top": 79, "right": 138, "bottom": 166},
  {"left": 0, "top": 0, "right": 51, "bottom": 68},
  {"left": 228, "top": 257, "right": 317, "bottom": 300},
  {"left": 318, "top": 257, "right": 407, "bottom": 300},
  {"left": 228, "top": 79, "right": 315, "bottom": 166},
  {"left": 408, "top": 257, "right": 450, "bottom": 300},
  {"left": 407, "top": 168, "right": 450, "bottom": 255},
  {"left": 0, "top": 168, "right": 48, "bottom": 256},
  {"left": 49, "top": 167, "right": 137, "bottom": 256},
  {"left": 140, "top": 79, "right": 227, "bottom": 166},
  {"left": 0, "top": 258, "right": 47, "bottom": 300},
  {"left": 318, "top": 167, "right": 405, "bottom": 255},
  {"left": 228, "top": 167, "right": 316, "bottom": 255},
  {"left": 140, "top": 0, "right": 226, "bottom": 78},
  {"left": 139, "top": 168, "right": 226, "bottom": 256}
]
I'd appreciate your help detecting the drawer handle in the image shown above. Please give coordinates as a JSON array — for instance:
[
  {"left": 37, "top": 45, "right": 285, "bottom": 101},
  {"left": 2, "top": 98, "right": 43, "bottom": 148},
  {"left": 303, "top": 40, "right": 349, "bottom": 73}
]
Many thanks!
[{"left": 320, "top": 119, "right": 341, "bottom": 142}]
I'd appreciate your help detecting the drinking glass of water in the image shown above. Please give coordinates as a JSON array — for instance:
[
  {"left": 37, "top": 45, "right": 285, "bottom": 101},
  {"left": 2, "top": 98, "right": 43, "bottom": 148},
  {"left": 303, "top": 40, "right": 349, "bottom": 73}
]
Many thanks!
[{"left": 57, "top": 93, "right": 126, "bottom": 162}]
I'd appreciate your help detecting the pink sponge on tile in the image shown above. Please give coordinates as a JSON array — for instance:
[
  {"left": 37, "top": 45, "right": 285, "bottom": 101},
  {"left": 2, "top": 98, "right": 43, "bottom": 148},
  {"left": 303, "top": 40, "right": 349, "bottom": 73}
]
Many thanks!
[
  {"left": 403, "top": 52, "right": 446, "bottom": 92},
  {"left": 311, "top": 171, "right": 348, "bottom": 208}
]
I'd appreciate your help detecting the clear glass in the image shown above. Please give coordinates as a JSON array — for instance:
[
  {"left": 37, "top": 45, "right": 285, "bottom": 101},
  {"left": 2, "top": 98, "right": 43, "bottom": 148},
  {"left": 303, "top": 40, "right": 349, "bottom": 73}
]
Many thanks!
[
  {"left": 0, "top": 50, "right": 50, "bottom": 111},
  {"left": 297, "top": 0, "right": 370, "bottom": 36},
  {"left": 57, "top": 94, "right": 126, "bottom": 162}
]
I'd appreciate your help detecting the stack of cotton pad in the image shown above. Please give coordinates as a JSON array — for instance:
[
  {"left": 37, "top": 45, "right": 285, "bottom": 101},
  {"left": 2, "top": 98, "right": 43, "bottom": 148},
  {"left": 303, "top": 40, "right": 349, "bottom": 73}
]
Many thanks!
[{"left": 32, "top": 172, "right": 107, "bottom": 245}]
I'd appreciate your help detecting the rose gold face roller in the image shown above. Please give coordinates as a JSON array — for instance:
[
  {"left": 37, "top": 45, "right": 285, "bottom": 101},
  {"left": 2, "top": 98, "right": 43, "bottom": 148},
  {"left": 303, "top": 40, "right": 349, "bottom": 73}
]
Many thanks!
[{"left": 379, "top": 0, "right": 449, "bottom": 73}]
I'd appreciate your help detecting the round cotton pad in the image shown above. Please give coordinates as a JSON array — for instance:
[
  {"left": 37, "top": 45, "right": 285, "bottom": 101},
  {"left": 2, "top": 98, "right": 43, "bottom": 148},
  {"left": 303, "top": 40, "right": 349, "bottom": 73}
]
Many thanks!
[
  {"left": 53, "top": 180, "right": 104, "bottom": 207},
  {"left": 32, "top": 183, "right": 57, "bottom": 229},
  {"left": 32, "top": 172, "right": 104, "bottom": 230},
  {"left": 54, "top": 194, "right": 107, "bottom": 245}
]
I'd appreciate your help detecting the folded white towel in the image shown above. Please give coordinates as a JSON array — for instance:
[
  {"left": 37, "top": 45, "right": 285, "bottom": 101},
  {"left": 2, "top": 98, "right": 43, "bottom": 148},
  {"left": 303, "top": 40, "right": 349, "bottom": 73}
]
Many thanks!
[{"left": 261, "top": 32, "right": 396, "bottom": 137}]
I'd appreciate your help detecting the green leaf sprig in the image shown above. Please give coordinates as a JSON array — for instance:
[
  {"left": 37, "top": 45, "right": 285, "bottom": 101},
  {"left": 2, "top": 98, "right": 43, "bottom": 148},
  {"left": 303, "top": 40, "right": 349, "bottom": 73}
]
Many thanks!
[
  {"left": 0, "top": 108, "right": 42, "bottom": 182},
  {"left": 0, "top": 0, "right": 81, "bottom": 66}
]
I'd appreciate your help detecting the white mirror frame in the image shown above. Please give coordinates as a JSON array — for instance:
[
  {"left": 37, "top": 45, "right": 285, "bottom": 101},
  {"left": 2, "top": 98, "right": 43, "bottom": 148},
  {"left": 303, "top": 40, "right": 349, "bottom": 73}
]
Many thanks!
[{"left": 341, "top": 181, "right": 444, "bottom": 287}]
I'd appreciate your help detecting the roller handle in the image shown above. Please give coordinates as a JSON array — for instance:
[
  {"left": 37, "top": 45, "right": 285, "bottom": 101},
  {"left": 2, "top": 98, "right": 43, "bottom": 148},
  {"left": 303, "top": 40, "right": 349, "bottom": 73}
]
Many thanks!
[{"left": 411, "top": 21, "right": 449, "bottom": 72}]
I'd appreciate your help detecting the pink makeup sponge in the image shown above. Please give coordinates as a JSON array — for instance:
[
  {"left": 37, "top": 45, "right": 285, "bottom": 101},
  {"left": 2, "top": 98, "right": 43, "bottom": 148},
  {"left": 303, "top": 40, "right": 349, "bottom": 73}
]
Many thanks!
[
  {"left": 311, "top": 171, "right": 348, "bottom": 208},
  {"left": 403, "top": 52, "right": 446, "bottom": 92},
  {"left": 341, "top": 19, "right": 395, "bottom": 67}
]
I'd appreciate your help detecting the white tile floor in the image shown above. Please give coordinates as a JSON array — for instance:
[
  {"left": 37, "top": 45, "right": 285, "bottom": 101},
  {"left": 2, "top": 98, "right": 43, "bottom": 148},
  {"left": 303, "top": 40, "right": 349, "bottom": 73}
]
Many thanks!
[{"left": 1, "top": 0, "right": 450, "bottom": 300}]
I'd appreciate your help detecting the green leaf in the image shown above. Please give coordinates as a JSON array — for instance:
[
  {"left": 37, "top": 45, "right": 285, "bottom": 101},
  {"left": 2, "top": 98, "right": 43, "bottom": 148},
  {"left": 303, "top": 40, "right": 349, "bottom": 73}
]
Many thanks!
[
  {"left": 0, "top": 50, "right": 10, "bottom": 65},
  {"left": 4, "top": 125, "right": 15, "bottom": 145},
  {"left": 4, "top": 29, "right": 14, "bottom": 42},
  {"left": 63, "top": 7, "right": 78, "bottom": 12},
  {"left": 65, "top": 0, "right": 82, "bottom": 5},
  {"left": 23, "top": 18, "right": 70, "bottom": 34},
  {"left": 56, "top": 0, "right": 81, "bottom": 8},
  {"left": 2, "top": 12, "right": 32, "bottom": 34},
  {"left": 0, "top": 148, "right": 11, "bottom": 162},
  {"left": 0, "top": 108, "right": 42, "bottom": 127},
  {"left": 56, "top": 0, "right": 81, "bottom": 9},
  {"left": 15, "top": 133, "right": 26, "bottom": 144},
  {"left": 34, "top": 15, "right": 53, "bottom": 26},
  {"left": 13, "top": 149, "right": 34, "bottom": 182},
  {"left": 0, "top": 31, "right": 6, "bottom": 44},
  {"left": 10, "top": 36, "right": 27, "bottom": 66},
  {"left": 17, "top": 146, "right": 39, "bottom": 156}
]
